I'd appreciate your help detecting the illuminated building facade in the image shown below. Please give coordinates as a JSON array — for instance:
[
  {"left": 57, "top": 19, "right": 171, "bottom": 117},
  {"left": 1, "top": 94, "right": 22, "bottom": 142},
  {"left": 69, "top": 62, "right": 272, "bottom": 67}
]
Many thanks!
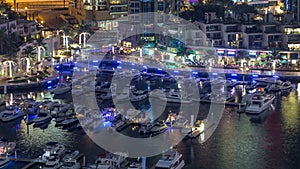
[
  {"left": 6, "top": 0, "right": 69, "bottom": 11},
  {"left": 69, "top": 0, "right": 129, "bottom": 28}
]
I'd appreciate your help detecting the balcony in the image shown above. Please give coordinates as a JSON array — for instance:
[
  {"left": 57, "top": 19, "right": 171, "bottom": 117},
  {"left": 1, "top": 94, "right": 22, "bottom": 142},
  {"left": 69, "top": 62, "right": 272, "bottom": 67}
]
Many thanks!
[
  {"left": 249, "top": 38, "right": 262, "bottom": 41},
  {"left": 244, "top": 29, "right": 263, "bottom": 34},
  {"left": 264, "top": 29, "right": 282, "bottom": 34},
  {"left": 226, "top": 29, "right": 242, "bottom": 33}
]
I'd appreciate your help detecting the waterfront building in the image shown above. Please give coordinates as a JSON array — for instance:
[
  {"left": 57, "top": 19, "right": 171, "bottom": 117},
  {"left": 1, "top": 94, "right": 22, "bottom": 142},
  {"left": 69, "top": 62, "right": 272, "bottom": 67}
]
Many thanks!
[
  {"left": 0, "top": 18, "right": 40, "bottom": 41},
  {"left": 69, "top": 0, "right": 129, "bottom": 29},
  {"left": 6, "top": 0, "right": 69, "bottom": 11}
]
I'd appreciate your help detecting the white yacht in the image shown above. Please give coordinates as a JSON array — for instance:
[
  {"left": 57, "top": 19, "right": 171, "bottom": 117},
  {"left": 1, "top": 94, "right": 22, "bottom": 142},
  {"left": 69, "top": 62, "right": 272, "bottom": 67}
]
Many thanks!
[
  {"left": 95, "top": 152, "right": 128, "bottom": 169},
  {"left": 161, "top": 90, "right": 192, "bottom": 104},
  {"left": 280, "top": 81, "right": 292, "bottom": 91},
  {"left": 155, "top": 149, "right": 185, "bottom": 169},
  {"left": 60, "top": 159, "right": 81, "bottom": 169},
  {"left": 245, "top": 92, "right": 275, "bottom": 114},
  {"left": 43, "top": 156, "right": 62, "bottom": 169}
]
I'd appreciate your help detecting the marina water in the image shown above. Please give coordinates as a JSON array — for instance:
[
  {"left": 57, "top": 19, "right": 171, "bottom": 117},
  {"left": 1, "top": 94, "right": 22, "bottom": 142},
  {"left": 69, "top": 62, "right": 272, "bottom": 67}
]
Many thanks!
[{"left": 1, "top": 84, "right": 300, "bottom": 169}]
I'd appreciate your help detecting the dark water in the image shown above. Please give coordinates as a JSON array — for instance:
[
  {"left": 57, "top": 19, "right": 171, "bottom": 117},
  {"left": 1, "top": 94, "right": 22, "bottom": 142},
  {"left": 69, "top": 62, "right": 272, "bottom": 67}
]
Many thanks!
[{"left": 1, "top": 84, "right": 300, "bottom": 169}]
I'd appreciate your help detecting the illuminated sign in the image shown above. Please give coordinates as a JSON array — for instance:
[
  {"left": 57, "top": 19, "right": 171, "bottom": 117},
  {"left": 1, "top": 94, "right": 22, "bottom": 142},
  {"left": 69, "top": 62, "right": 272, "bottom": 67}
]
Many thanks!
[
  {"left": 249, "top": 51, "right": 257, "bottom": 55},
  {"left": 227, "top": 50, "right": 235, "bottom": 56},
  {"left": 217, "top": 50, "right": 224, "bottom": 54}
]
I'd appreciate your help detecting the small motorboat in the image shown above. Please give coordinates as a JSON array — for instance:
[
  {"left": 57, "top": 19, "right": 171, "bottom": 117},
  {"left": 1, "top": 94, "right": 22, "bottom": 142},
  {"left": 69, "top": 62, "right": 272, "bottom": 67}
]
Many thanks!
[
  {"left": 50, "top": 83, "right": 71, "bottom": 95},
  {"left": 62, "top": 150, "right": 80, "bottom": 162},
  {"left": 127, "top": 161, "right": 142, "bottom": 169},
  {"left": 1, "top": 110, "right": 25, "bottom": 122},
  {"left": 43, "top": 156, "right": 62, "bottom": 169},
  {"left": 32, "top": 112, "right": 52, "bottom": 128}
]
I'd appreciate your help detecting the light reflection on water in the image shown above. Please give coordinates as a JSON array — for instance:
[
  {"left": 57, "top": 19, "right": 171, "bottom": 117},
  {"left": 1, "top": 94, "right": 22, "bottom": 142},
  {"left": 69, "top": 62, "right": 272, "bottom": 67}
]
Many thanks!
[{"left": 0, "top": 84, "right": 300, "bottom": 169}]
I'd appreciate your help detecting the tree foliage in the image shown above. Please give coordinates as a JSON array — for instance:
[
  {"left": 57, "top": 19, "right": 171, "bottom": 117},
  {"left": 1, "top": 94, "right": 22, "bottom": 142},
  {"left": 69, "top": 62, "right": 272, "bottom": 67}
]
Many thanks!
[{"left": 231, "top": 3, "right": 256, "bottom": 15}]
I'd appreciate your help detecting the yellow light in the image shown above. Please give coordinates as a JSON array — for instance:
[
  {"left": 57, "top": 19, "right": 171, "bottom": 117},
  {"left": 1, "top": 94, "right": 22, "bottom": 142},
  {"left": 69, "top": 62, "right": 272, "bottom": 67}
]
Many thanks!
[
  {"left": 24, "top": 7, "right": 28, "bottom": 10},
  {"left": 41, "top": 20, "right": 44, "bottom": 24}
]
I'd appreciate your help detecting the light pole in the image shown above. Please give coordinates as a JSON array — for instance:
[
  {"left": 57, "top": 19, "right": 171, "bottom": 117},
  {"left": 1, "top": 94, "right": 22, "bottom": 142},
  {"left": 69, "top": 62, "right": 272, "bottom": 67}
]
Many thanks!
[{"left": 79, "top": 32, "right": 90, "bottom": 48}]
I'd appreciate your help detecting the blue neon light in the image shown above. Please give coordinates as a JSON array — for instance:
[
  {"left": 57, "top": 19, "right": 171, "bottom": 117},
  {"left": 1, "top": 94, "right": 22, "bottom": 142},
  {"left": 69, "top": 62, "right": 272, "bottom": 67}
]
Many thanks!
[
  {"left": 47, "top": 86, "right": 52, "bottom": 89},
  {"left": 117, "top": 61, "right": 122, "bottom": 64},
  {"left": 143, "top": 66, "right": 147, "bottom": 68},
  {"left": 92, "top": 60, "right": 98, "bottom": 63},
  {"left": 252, "top": 74, "right": 259, "bottom": 78},
  {"left": 212, "top": 73, "right": 218, "bottom": 76},
  {"left": 232, "top": 79, "right": 237, "bottom": 82},
  {"left": 273, "top": 75, "right": 279, "bottom": 78},
  {"left": 192, "top": 71, "right": 198, "bottom": 74},
  {"left": 174, "top": 70, "right": 179, "bottom": 73},
  {"left": 231, "top": 73, "right": 237, "bottom": 76},
  {"left": 157, "top": 68, "right": 163, "bottom": 71},
  {"left": 117, "top": 66, "right": 122, "bottom": 69},
  {"left": 47, "top": 81, "right": 52, "bottom": 84}
]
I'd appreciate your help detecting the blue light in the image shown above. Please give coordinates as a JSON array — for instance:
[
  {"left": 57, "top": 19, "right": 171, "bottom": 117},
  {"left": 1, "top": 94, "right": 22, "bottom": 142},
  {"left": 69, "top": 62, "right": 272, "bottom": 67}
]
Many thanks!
[
  {"left": 231, "top": 73, "right": 237, "bottom": 76},
  {"left": 74, "top": 62, "right": 77, "bottom": 64},
  {"left": 117, "top": 66, "right": 122, "bottom": 69},
  {"left": 142, "top": 71, "right": 147, "bottom": 73},
  {"left": 252, "top": 74, "right": 259, "bottom": 78},
  {"left": 92, "top": 60, "right": 98, "bottom": 63},
  {"left": 47, "top": 80, "right": 52, "bottom": 84},
  {"left": 232, "top": 79, "right": 237, "bottom": 82},
  {"left": 131, "top": 63, "right": 135, "bottom": 65},
  {"left": 252, "top": 80, "right": 256, "bottom": 83},
  {"left": 56, "top": 76, "right": 60, "bottom": 79},
  {"left": 273, "top": 75, "right": 279, "bottom": 78},
  {"left": 143, "top": 66, "right": 147, "bottom": 68},
  {"left": 131, "top": 68, "right": 135, "bottom": 71},
  {"left": 56, "top": 65, "right": 60, "bottom": 68},
  {"left": 73, "top": 67, "right": 78, "bottom": 69},
  {"left": 212, "top": 73, "right": 218, "bottom": 76},
  {"left": 117, "top": 61, "right": 122, "bottom": 64},
  {"left": 157, "top": 68, "right": 163, "bottom": 71},
  {"left": 173, "top": 70, "right": 179, "bottom": 73},
  {"left": 192, "top": 71, "right": 198, "bottom": 74},
  {"left": 47, "top": 86, "right": 52, "bottom": 89}
]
